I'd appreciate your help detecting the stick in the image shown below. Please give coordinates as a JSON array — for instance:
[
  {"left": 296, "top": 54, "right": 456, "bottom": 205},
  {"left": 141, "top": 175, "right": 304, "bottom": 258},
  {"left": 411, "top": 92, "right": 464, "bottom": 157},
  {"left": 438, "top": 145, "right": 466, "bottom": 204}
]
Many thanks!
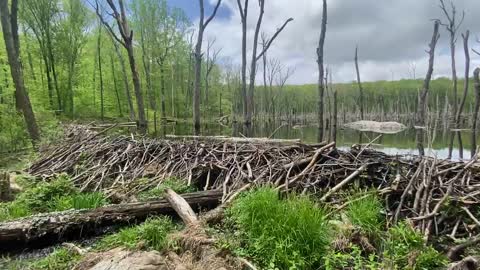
[{"left": 321, "top": 164, "right": 368, "bottom": 202}]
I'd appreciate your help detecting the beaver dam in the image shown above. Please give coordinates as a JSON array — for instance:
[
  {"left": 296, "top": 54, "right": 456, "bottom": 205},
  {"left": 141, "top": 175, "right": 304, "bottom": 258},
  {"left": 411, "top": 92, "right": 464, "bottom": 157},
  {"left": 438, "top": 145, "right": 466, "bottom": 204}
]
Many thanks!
[{"left": 1, "top": 125, "right": 480, "bottom": 269}]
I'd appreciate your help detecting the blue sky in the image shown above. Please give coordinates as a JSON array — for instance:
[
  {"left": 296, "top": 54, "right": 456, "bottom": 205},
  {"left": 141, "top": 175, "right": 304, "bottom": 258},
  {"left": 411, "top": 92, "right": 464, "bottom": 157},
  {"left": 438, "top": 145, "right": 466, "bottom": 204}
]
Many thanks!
[{"left": 167, "top": 0, "right": 230, "bottom": 21}]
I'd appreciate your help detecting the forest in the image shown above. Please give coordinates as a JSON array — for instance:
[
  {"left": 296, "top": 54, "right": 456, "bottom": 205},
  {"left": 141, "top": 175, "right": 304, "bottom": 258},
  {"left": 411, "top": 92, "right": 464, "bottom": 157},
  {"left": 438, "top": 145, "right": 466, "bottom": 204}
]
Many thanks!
[{"left": 1, "top": 0, "right": 480, "bottom": 269}]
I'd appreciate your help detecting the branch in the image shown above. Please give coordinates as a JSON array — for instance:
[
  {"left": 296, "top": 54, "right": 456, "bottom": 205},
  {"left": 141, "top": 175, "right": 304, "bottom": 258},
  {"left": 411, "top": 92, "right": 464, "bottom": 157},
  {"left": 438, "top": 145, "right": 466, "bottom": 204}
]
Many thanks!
[
  {"left": 92, "top": 0, "right": 126, "bottom": 48},
  {"left": 236, "top": 0, "right": 245, "bottom": 19},
  {"left": 204, "top": 0, "right": 222, "bottom": 28},
  {"left": 256, "top": 18, "right": 294, "bottom": 61}
]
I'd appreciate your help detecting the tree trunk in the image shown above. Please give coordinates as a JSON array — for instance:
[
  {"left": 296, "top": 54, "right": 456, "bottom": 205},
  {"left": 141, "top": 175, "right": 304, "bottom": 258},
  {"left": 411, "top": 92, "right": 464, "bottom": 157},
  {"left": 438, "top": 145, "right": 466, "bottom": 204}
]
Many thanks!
[
  {"left": 455, "top": 31, "right": 470, "bottom": 159},
  {"left": 125, "top": 43, "right": 147, "bottom": 134},
  {"left": 160, "top": 61, "right": 166, "bottom": 120},
  {"left": 333, "top": 89, "right": 337, "bottom": 143},
  {"left": 472, "top": 68, "right": 480, "bottom": 158},
  {"left": 193, "top": 27, "right": 203, "bottom": 135},
  {"left": 355, "top": 46, "right": 364, "bottom": 120},
  {"left": 110, "top": 53, "right": 123, "bottom": 117},
  {"left": 0, "top": 0, "right": 40, "bottom": 145},
  {"left": 98, "top": 28, "right": 105, "bottom": 122},
  {"left": 416, "top": 21, "right": 439, "bottom": 156},
  {"left": 0, "top": 190, "right": 222, "bottom": 251},
  {"left": 316, "top": 0, "right": 327, "bottom": 142},
  {"left": 447, "top": 32, "right": 459, "bottom": 159},
  {"left": 112, "top": 41, "right": 135, "bottom": 121},
  {"left": 239, "top": 2, "right": 248, "bottom": 125}
]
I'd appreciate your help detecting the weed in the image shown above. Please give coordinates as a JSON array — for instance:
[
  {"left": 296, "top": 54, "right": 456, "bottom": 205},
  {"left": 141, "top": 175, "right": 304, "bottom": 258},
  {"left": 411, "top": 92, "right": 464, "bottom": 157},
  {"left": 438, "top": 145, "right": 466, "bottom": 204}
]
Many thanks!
[
  {"left": 324, "top": 244, "right": 382, "bottom": 270},
  {"left": 228, "top": 187, "right": 331, "bottom": 270},
  {"left": 96, "top": 216, "right": 177, "bottom": 251},
  {"left": 28, "top": 247, "right": 81, "bottom": 270},
  {"left": 138, "top": 177, "right": 196, "bottom": 201},
  {"left": 383, "top": 222, "right": 448, "bottom": 269},
  {"left": 345, "top": 192, "right": 384, "bottom": 235},
  {"left": 49, "top": 192, "right": 107, "bottom": 211},
  {"left": 0, "top": 201, "right": 32, "bottom": 222}
]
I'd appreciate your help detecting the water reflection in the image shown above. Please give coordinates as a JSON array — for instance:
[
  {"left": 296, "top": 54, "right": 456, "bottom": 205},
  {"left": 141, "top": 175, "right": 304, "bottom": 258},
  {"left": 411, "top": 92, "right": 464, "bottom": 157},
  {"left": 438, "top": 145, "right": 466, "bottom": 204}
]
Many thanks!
[{"left": 156, "top": 122, "right": 476, "bottom": 160}]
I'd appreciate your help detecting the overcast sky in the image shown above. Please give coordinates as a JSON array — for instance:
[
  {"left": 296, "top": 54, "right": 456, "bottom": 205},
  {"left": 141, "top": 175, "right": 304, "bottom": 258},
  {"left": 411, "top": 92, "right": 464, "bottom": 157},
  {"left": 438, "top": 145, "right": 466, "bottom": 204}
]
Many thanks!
[{"left": 169, "top": 0, "right": 480, "bottom": 84}]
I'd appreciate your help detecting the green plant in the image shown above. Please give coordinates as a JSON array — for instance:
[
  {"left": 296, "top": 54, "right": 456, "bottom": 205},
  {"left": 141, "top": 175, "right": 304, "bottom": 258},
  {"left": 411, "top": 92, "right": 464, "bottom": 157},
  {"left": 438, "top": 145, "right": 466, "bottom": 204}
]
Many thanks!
[
  {"left": 0, "top": 201, "right": 32, "bottom": 222},
  {"left": 324, "top": 244, "right": 382, "bottom": 270},
  {"left": 96, "top": 216, "right": 177, "bottom": 251},
  {"left": 345, "top": 193, "right": 384, "bottom": 235},
  {"left": 29, "top": 247, "right": 81, "bottom": 270},
  {"left": 138, "top": 177, "right": 196, "bottom": 201},
  {"left": 383, "top": 222, "right": 448, "bottom": 269},
  {"left": 49, "top": 192, "right": 108, "bottom": 211},
  {"left": 228, "top": 187, "right": 331, "bottom": 270}
]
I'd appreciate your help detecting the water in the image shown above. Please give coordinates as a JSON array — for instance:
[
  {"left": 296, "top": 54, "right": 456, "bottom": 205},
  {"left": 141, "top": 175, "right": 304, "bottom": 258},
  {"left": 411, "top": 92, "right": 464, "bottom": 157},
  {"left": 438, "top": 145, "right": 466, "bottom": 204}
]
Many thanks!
[{"left": 157, "top": 122, "right": 477, "bottom": 160}]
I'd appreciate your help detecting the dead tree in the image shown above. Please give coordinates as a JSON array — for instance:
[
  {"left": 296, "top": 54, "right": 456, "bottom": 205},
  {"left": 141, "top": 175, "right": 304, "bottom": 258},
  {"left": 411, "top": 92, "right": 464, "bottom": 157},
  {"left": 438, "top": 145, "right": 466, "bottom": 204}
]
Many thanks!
[
  {"left": 317, "top": 0, "right": 327, "bottom": 141},
  {"left": 472, "top": 67, "right": 480, "bottom": 158},
  {"left": 0, "top": 0, "right": 40, "bottom": 145},
  {"left": 193, "top": 0, "right": 222, "bottom": 135},
  {"left": 267, "top": 58, "right": 281, "bottom": 120},
  {"left": 237, "top": 0, "right": 293, "bottom": 127},
  {"left": 416, "top": 21, "right": 440, "bottom": 156},
  {"left": 455, "top": 30, "right": 470, "bottom": 159},
  {"left": 354, "top": 45, "right": 364, "bottom": 120},
  {"left": 94, "top": 0, "right": 147, "bottom": 134},
  {"left": 438, "top": 0, "right": 465, "bottom": 159},
  {"left": 205, "top": 38, "right": 221, "bottom": 105}
]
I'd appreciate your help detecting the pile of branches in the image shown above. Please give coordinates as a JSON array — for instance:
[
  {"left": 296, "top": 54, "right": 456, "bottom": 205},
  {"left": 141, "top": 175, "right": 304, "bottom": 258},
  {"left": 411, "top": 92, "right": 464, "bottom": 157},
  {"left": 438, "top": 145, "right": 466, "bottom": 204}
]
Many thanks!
[{"left": 29, "top": 125, "right": 480, "bottom": 244}]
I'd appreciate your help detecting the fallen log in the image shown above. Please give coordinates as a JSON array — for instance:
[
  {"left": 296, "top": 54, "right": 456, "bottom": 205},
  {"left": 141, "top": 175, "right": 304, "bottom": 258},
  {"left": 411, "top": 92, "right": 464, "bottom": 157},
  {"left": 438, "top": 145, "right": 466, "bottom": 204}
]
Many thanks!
[{"left": 0, "top": 190, "right": 222, "bottom": 252}]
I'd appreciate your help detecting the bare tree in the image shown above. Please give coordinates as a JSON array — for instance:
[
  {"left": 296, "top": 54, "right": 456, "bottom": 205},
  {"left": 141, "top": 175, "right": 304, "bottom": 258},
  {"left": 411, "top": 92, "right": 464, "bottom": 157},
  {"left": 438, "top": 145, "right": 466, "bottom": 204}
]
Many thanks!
[
  {"left": 94, "top": 0, "right": 147, "bottom": 133},
  {"left": 354, "top": 45, "right": 364, "bottom": 120},
  {"left": 438, "top": 0, "right": 465, "bottom": 159},
  {"left": 205, "top": 38, "right": 221, "bottom": 104},
  {"left": 0, "top": 0, "right": 40, "bottom": 145},
  {"left": 416, "top": 21, "right": 440, "bottom": 156},
  {"left": 472, "top": 68, "right": 480, "bottom": 158},
  {"left": 316, "top": 0, "right": 327, "bottom": 141},
  {"left": 455, "top": 30, "right": 470, "bottom": 159},
  {"left": 237, "top": 0, "right": 293, "bottom": 127},
  {"left": 193, "top": 0, "right": 222, "bottom": 134}
]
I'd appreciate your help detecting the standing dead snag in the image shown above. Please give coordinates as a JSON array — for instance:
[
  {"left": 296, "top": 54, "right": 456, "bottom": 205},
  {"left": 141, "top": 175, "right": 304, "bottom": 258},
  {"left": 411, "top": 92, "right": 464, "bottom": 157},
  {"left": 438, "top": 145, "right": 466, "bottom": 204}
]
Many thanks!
[
  {"left": 472, "top": 68, "right": 480, "bottom": 158},
  {"left": 416, "top": 21, "right": 440, "bottom": 156},
  {"left": 438, "top": 0, "right": 465, "bottom": 159},
  {"left": 193, "top": 0, "right": 222, "bottom": 135},
  {"left": 317, "top": 0, "right": 327, "bottom": 142},
  {"left": 94, "top": 0, "right": 147, "bottom": 134},
  {"left": 354, "top": 45, "right": 364, "bottom": 120},
  {"left": 456, "top": 30, "right": 470, "bottom": 159},
  {"left": 237, "top": 0, "right": 293, "bottom": 127}
]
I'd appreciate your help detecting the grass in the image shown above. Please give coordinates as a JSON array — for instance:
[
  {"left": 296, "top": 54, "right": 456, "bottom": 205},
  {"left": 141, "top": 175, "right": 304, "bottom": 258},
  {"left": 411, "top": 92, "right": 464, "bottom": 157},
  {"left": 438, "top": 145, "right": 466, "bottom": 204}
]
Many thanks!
[
  {"left": 29, "top": 248, "right": 82, "bottom": 270},
  {"left": 49, "top": 192, "right": 108, "bottom": 211},
  {"left": 96, "top": 216, "right": 178, "bottom": 251},
  {"left": 137, "top": 177, "right": 196, "bottom": 201},
  {"left": 228, "top": 187, "right": 331, "bottom": 270},
  {"left": 345, "top": 192, "right": 384, "bottom": 235}
]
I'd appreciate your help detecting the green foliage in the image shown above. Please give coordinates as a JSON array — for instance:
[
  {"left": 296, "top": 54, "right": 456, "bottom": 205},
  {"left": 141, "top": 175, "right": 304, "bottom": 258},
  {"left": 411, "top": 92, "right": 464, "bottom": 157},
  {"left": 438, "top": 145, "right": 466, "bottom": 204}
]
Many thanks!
[
  {"left": 324, "top": 244, "right": 382, "bottom": 270},
  {"left": 28, "top": 247, "right": 81, "bottom": 270},
  {"left": 96, "top": 216, "right": 177, "bottom": 251},
  {"left": 137, "top": 177, "right": 196, "bottom": 201},
  {"left": 383, "top": 222, "right": 448, "bottom": 269},
  {"left": 228, "top": 187, "right": 331, "bottom": 270},
  {"left": 15, "top": 174, "right": 78, "bottom": 212},
  {"left": 49, "top": 192, "right": 107, "bottom": 211},
  {"left": 345, "top": 193, "right": 384, "bottom": 235},
  {"left": 0, "top": 201, "right": 32, "bottom": 222}
]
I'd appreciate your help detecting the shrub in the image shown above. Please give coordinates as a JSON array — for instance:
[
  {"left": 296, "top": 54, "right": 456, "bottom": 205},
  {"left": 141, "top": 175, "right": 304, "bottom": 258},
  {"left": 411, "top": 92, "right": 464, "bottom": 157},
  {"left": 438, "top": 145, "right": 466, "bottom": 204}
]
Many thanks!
[
  {"left": 138, "top": 177, "right": 196, "bottom": 201},
  {"left": 49, "top": 192, "right": 108, "bottom": 211},
  {"left": 96, "top": 216, "right": 177, "bottom": 251},
  {"left": 229, "top": 187, "right": 331, "bottom": 270},
  {"left": 383, "top": 222, "right": 448, "bottom": 269},
  {"left": 345, "top": 193, "right": 384, "bottom": 235}
]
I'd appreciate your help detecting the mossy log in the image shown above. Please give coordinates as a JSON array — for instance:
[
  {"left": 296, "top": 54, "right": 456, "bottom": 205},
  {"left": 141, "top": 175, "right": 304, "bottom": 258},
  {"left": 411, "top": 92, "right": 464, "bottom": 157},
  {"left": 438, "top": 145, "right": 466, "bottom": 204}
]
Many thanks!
[{"left": 0, "top": 189, "right": 222, "bottom": 251}]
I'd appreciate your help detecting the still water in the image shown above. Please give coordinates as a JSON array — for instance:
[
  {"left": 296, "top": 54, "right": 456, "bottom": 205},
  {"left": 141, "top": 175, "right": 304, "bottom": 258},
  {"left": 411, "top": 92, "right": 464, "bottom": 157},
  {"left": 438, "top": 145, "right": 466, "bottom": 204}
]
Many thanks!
[{"left": 157, "top": 122, "right": 476, "bottom": 160}]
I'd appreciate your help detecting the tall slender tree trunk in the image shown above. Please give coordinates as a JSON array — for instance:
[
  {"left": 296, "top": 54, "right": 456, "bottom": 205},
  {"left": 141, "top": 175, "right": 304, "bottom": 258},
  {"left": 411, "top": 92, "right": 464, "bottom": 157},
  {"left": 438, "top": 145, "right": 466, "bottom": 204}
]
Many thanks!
[
  {"left": 113, "top": 41, "right": 135, "bottom": 121},
  {"left": 355, "top": 46, "right": 364, "bottom": 120},
  {"left": 193, "top": 27, "right": 203, "bottom": 134},
  {"left": 0, "top": 0, "right": 40, "bottom": 145},
  {"left": 97, "top": 28, "right": 105, "bottom": 122},
  {"left": 46, "top": 31, "right": 61, "bottom": 113},
  {"left": 110, "top": 52, "right": 122, "bottom": 117},
  {"left": 416, "top": 21, "right": 440, "bottom": 156},
  {"left": 160, "top": 61, "right": 166, "bottom": 120},
  {"left": 239, "top": 1, "right": 248, "bottom": 124},
  {"left": 472, "top": 68, "right": 480, "bottom": 158},
  {"left": 316, "top": 0, "right": 327, "bottom": 142},
  {"left": 455, "top": 31, "right": 470, "bottom": 159},
  {"left": 125, "top": 43, "right": 147, "bottom": 133}
]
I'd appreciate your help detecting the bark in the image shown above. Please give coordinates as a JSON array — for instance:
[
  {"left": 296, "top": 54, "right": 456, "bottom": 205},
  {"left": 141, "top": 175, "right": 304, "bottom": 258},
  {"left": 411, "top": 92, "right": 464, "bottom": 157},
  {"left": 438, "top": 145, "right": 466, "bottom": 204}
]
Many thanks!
[
  {"left": 355, "top": 46, "right": 364, "bottom": 120},
  {"left": 112, "top": 39, "right": 135, "bottom": 121},
  {"left": 237, "top": 0, "right": 248, "bottom": 124},
  {"left": 97, "top": 27, "right": 105, "bottom": 121},
  {"left": 110, "top": 52, "right": 123, "bottom": 117},
  {"left": 333, "top": 90, "right": 337, "bottom": 143},
  {"left": 0, "top": 0, "right": 40, "bottom": 145},
  {"left": 0, "top": 190, "right": 222, "bottom": 251},
  {"left": 317, "top": 0, "right": 327, "bottom": 142},
  {"left": 455, "top": 31, "right": 470, "bottom": 159},
  {"left": 416, "top": 21, "right": 440, "bottom": 156},
  {"left": 472, "top": 68, "right": 480, "bottom": 158}
]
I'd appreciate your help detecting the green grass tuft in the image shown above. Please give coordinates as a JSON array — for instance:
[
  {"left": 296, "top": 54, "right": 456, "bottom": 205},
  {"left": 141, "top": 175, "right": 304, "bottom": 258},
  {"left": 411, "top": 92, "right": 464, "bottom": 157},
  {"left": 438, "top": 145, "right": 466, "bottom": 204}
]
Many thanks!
[
  {"left": 345, "top": 192, "right": 384, "bottom": 234},
  {"left": 96, "top": 216, "right": 177, "bottom": 251},
  {"left": 138, "top": 177, "right": 196, "bottom": 201},
  {"left": 28, "top": 247, "right": 81, "bottom": 270},
  {"left": 49, "top": 192, "right": 108, "bottom": 211},
  {"left": 229, "top": 187, "right": 331, "bottom": 270}
]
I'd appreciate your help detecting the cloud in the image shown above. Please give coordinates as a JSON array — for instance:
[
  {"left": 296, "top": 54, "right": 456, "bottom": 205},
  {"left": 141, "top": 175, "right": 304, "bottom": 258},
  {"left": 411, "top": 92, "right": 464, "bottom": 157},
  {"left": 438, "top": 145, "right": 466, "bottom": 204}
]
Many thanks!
[{"left": 201, "top": 0, "right": 480, "bottom": 84}]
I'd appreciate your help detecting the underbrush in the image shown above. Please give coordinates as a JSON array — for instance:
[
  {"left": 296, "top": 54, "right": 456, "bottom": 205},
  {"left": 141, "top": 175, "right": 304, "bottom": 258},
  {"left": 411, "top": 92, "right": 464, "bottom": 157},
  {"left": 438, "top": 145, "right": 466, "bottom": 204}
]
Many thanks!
[
  {"left": 95, "top": 216, "right": 178, "bottom": 251},
  {"left": 0, "top": 174, "right": 108, "bottom": 222},
  {"left": 223, "top": 187, "right": 448, "bottom": 270}
]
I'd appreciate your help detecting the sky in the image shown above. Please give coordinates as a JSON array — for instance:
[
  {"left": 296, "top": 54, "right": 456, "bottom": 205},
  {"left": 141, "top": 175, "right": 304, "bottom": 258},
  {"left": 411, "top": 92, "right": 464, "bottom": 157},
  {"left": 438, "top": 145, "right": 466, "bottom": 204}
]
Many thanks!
[{"left": 168, "top": 0, "right": 480, "bottom": 85}]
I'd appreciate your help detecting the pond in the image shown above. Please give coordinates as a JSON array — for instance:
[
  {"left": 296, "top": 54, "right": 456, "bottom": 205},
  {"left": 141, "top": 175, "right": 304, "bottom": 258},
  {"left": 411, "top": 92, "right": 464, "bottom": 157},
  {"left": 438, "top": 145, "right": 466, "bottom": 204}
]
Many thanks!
[{"left": 157, "top": 122, "right": 477, "bottom": 160}]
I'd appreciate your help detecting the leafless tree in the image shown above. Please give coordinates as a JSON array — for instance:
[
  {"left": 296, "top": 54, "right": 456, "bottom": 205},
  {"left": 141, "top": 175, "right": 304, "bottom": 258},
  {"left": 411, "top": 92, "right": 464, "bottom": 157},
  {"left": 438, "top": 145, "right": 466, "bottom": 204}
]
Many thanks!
[
  {"left": 409, "top": 61, "right": 417, "bottom": 80},
  {"left": 438, "top": 0, "right": 465, "bottom": 158},
  {"left": 472, "top": 68, "right": 480, "bottom": 158},
  {"left": 0, "top": 0, "right": 40, "bottom": 145},
  {"left": 237, "top": 0, "right": 293, "bottom": 127},
  {"left": 94, "top": 0, "right": 147, "bottom": 134},
  {"left": 455, "top": 30, "right": 470, "bottom": 159},
  {"left": 205, "top": 38, "right": 221, "bottom": 104},
  {"left": 355, "top": 45, "right": 364, "bottom": 120},
  {"left": 193, "top": 0, "right": 222, "bottom": 134},
  {"left": 416, "top": 21, "right": 440, "bottom": 156},
  {"left": 316, "top": 0, "right": 327, "bottom": 141}
]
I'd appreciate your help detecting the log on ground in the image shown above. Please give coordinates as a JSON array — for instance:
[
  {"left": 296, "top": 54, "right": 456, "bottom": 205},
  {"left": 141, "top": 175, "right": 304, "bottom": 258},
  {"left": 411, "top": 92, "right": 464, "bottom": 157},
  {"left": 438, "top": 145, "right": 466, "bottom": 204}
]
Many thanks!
[{"left": 0, "top": 189, "right": 222, "bottom": 252}]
